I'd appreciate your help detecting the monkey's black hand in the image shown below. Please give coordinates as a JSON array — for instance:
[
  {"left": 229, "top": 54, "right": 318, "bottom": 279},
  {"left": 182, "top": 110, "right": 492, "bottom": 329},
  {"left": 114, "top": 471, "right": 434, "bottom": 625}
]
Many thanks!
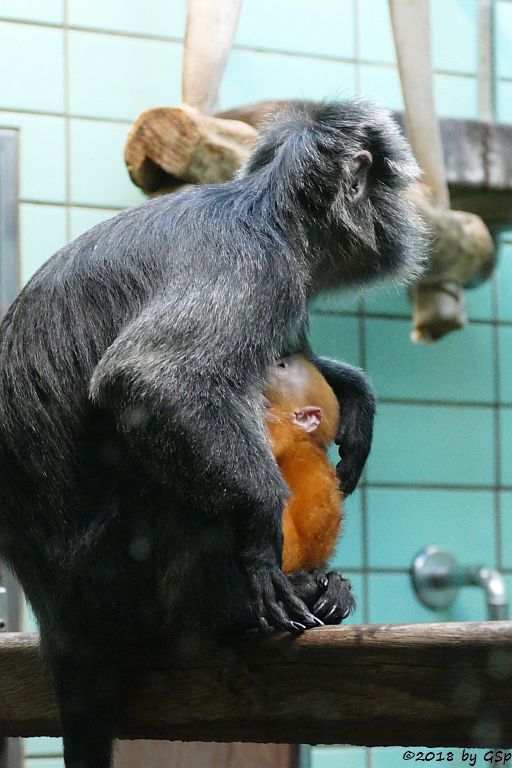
[
  {"left": 310, "top": 356, "right": 376, "bottom": 495},
  {"left": 312, "top": 570, "right": 355, "bottom": 623},
  {"left": 288, "top": 568, "right": 355, "bottom": 624},
  {"left": 244, "top": 565, "right": 324, "bottom": 634},
  {"left": 335, "top": 400, "right": 374, "bottom": 495}
]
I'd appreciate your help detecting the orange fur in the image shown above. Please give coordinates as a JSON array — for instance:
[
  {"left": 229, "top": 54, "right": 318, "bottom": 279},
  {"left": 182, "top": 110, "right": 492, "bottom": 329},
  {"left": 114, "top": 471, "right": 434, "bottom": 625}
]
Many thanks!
[{"left": 265, "top": 357, "right": 343, "bottom": 573}]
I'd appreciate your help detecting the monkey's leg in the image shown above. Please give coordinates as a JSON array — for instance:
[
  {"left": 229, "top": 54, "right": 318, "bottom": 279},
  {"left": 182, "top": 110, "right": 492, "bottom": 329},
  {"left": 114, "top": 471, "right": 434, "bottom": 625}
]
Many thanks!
[
  {"left": 91, "top": 334, "right": 321, "bottom": 634},
  {"left": 198, "top": 401, "right": 323, "bottom": 635},
  {"left": 310, "top": 355, "right": 376, "bottom": 495},
  {"left": 288, "top": 569, "right": 355, "bottom": 624},
  {"left": 53, "top": 653, "right": 122, "bottom": 768}
]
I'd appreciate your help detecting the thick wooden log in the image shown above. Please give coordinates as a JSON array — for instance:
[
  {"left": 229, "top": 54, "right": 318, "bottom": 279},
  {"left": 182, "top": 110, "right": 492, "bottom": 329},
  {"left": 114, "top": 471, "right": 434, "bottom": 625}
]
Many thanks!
[
  {"left": 1, "top": 623, "right": 512, "bottom": 747},
  {"left": 124, "top": 105, "right": 256, "bottom": 193},
  {"left": 406, "top": 182, "right": 495, "bottom": 342}
]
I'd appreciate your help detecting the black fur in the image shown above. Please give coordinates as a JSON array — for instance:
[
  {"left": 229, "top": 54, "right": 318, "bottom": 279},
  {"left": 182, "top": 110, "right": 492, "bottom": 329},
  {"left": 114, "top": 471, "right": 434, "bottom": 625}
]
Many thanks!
[{"left": 0, "top": 100, "right": 423, "bottom": 768}]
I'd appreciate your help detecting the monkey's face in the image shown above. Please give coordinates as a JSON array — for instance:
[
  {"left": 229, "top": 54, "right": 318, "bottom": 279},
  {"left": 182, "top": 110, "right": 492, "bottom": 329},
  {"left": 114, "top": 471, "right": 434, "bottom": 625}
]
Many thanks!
[
  {"left": 264, "top": 356, "right": 339, "bottom": 446},
  {"left": 246, "top": 100, "right": 426, "bottom": 294},
  {"left": 310, "top": 101, "right": 426, "bottom": 292},
  {"left": 265, "top": 356, "right": 313, "bottom": 406}
]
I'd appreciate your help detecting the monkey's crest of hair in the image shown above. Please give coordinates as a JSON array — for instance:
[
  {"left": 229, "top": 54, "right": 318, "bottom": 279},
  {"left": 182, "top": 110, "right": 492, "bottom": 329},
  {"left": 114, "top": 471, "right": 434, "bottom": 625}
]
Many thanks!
[{"left": 240, "top": 99, "right": 427, "bottom": 292}]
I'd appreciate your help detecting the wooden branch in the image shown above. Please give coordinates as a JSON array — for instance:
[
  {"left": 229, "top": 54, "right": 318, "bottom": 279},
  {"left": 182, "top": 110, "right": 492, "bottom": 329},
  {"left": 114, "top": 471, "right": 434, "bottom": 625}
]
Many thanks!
[
  {"left": 124, "top": 105, "right": 257, "bottom": 193},
  {"left": 2, "top": 623, "right": 512, "bottom": 747},
  {"left": 182, "top": 0, "right": 242, "bottom": 114},
  {"left": 216, "top": 101, "right": 284, "bottom": 128},
  {"left": 406, "top": 182, "right": 495, "bottom": 342}
]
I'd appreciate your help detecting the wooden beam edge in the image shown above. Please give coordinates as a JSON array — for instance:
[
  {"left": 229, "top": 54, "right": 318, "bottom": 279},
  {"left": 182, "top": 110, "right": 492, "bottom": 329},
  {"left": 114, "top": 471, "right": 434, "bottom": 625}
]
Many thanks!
[{"left": 1, "top": 623, "right": 511, "bottom": 746}]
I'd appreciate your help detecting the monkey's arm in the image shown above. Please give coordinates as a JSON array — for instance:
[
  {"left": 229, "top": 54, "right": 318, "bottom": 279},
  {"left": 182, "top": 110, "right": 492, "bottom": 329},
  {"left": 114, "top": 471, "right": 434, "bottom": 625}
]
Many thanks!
[
  {"left": 89, "top": 304, "right": 320, "bottom": 635},
  {"left": 310, "top": 356, "right": 376, "bottom": 494}
]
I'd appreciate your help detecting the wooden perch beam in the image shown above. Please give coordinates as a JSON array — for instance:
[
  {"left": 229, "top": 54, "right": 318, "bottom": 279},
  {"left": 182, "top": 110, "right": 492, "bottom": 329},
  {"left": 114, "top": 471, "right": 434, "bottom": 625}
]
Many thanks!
[{"left": 1, "top": 623, "right": 512, "bottom": 747}]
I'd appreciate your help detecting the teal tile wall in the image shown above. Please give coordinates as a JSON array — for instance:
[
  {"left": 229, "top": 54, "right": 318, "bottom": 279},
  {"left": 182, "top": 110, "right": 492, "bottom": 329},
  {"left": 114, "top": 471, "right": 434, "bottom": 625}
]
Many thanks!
[
  {"left": 502, "top": 493, "right": 512, "bottom": 568},
  {"left": 332, "top": 491, "right": 363, "bottom": 570},
  {"left": 67, "top": 0, "right": 187, "bottom": 38},
  {"left": 359, "top": 65, "right": 404, "bottom": 111},
  {"left": 434, "top": 73, "right": 479, "bottom": 119},
  {"left": 497, "top": 243, "right": 512, "bottom": 321},
  {"left": 220, "top": 49, "right": 357, "bottom": 110},
  {"left": 19, "top": 204, "right": 67, "bottom": 283},
  {"left": 497, "top": 0, "right": 512, "bottom": 123},
  {"left": 309, "top": 287, "right": 361, "bottom": 314},
  {"left": 500, "top": 408, "right": 512, "bottom": 485},
  {"left": 0, "top": 2, "right": 510, "bottom": 768},
  {"left": 430, "top": 0, "right": 478, "bottom": 74},
  {"left": 496, "top": 79, "right": 512, "bottom": 123},
  {"left": 310, "top": 745, "right": 366, "bottom": 768},
  {"left": 358, "top": 0, "right": 395, "bottom": 64},
  {"left": 309, "top": 315, "right": 361, "bottom": 367},
  {"left": 499, "top": 327, "right": 512, "bottom": 402},
  {"left": 0, "top": 23, "right": 64, "bottom": 113},
  {"left": 0, "top": 0, "right": 63, "bottom": 25},
  {"left": 365, "top": 319, "right": 495, "bottom": 402},
  {"left": 0, "top": 113, "right": 67, "bottom": 203},
  {"left": 69, "top": 206, "right": 118, "bottom": 239},
  {"left": 25, "top": 739, "right": 63, "bottom": 759},
  {"left": 68, "top": 32, "right": 183, "bottom": 121},
  {"left": 235, "top": 0, "right": 355, "bottom": 59},
  {"left": 364, "top": 283, "right": 412, "bottom": 316},
  {"left": 368, "top": 571, "right": 488, "bottom": 623},
  {"left": 367, "top": 489, "right": 496, "bottom": 569},
  {"left": 70, "top": 119, "right": 145, "bottom": 207},
  {"left": 340, "top": 573, "right": 364, "bottom": 625},
  {"left": 496, "top": 0, "right": 512, "bottom": 79},
  {"left": 368, "top": 403, "right": 495, "bottom": 486},
  {"left": 465, "top": 277, "right": 495, "bottom": 321}
]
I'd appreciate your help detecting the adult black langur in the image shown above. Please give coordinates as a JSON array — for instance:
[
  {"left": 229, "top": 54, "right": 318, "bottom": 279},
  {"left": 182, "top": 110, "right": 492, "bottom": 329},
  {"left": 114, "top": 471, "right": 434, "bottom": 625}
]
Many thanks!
[{"left": 0, "top": 100, "right": 424, "bottom": 768}]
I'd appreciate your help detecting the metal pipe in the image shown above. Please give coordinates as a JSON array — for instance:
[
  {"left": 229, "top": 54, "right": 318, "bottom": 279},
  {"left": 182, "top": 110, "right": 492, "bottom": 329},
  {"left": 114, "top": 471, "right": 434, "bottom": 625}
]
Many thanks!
[{"left": 410, "top": 545, "right": 509, "bottom": 621}]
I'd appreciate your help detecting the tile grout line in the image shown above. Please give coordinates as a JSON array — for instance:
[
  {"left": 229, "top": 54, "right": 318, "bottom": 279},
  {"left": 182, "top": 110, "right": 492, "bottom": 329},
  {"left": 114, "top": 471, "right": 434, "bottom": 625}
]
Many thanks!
[
  {"left": 353, "top": 0, "right": 363, "bottom": 97},
  {"left": 19, "top": 199, "right": 126, "bottom": 212},
  {"left": 357, "top": 297, "right": 370, "bottom": 630},
  {"left": 333, "top": 565, "right": 512, "bottom": 575},
  {"left": 357, "top": 292, "right": 372, "bottom": 768},
  {"left": 63, "top": 0, "right": 72, "bottom": 243},
  {"left": 0, "top": 15, "right": 486, "bottom": 78},
  {"left": 362, "top": 481, "right": 512, "bottom": 491},
  {"left": 0, "top": 106, "right": 134, "bottom": 125},
  {"left": 492, "top": 266, "right": 503, "bottom": 569},
  {"left": 311, "top": 307, "right": 512, "bottom": 326}
]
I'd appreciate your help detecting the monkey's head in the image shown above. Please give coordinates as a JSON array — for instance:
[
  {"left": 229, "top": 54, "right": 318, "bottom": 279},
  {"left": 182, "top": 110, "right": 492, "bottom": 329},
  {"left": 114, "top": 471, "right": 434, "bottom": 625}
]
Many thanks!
[
  {"left": 264, "top": 356, "right": 340, "bottom": 454},
  {"left": 242, "top": 100, "right": 426, "bottom": 294}
]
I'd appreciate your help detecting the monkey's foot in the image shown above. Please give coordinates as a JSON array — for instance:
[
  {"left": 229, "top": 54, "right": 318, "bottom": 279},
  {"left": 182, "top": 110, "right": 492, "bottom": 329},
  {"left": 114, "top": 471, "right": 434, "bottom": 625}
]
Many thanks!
[
  {"left": 288, "top": 569, "right": 355, "bottom": 624},
  {"left": 245, "top": 566, "right": 323, "bottom": 635}
]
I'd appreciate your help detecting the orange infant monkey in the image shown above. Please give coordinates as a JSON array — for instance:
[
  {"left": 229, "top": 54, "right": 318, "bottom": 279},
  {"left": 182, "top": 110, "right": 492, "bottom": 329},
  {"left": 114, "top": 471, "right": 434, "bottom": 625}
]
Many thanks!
[{"left": 265, "top": 355, "right": 343, "bottom": 574}]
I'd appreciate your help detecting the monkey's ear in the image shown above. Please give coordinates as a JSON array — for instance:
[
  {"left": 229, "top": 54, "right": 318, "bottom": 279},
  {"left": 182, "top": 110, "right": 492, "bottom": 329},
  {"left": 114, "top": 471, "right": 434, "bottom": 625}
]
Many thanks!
[
  {"left": 293, "top": 406, "right": 322, "bottom": 433},
  {"left": 349, "top": 151, "right": 373, "bottom": 202}
]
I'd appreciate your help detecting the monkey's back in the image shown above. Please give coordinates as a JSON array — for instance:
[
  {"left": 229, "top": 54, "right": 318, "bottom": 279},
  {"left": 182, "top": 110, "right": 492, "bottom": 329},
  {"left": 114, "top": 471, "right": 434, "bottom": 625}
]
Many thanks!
[{"left": 0, "top": 182, "right": 305, "bottom": 637}]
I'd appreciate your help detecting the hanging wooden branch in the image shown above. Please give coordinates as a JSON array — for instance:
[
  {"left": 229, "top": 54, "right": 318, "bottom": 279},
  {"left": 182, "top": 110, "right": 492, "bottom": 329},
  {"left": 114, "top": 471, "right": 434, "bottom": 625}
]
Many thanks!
[{"left": 1, "top": 623, "right": 512, "bottom": 747}]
